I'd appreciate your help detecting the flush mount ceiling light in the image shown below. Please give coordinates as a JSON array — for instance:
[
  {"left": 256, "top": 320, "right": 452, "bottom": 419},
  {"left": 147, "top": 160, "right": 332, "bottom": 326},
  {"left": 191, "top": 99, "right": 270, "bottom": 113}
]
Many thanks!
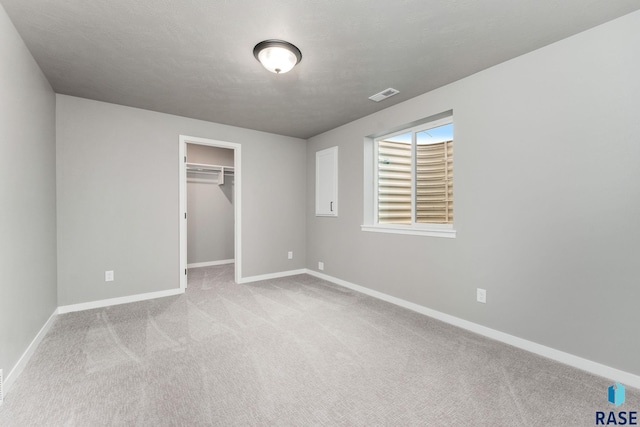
[{"left": 253, "top": 40, "right": 302, "bottom": 74}]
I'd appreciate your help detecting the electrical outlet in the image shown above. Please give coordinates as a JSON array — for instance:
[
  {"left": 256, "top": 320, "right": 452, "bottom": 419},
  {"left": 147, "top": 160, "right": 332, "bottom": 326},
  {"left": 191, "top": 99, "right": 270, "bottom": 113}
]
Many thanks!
[
  {"left": 288, "top": 251, "right": 293, "bottom": 260},
  {"left": 477, "top": 288, "right": 487, "bottom": 304},
  {"left": 105, "top": 270, "right": 114, "bottom": 282},
  {"left": 318, "top": 261, "right": 324, "bottom": 271}
]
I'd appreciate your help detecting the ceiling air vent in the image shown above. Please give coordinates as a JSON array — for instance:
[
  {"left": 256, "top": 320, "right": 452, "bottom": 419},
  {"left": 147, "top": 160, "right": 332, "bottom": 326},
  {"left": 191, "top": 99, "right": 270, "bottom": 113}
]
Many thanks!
[{"left": 368, "top": 88, "right": 399, "bottom": 102}]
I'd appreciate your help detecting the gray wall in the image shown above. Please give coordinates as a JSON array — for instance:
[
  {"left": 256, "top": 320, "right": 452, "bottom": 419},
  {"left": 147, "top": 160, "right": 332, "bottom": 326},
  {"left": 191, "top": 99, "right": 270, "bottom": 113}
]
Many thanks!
[
  {"left": 57, "top": 95, "right": 306, "bottom": 306},
  {"left": 187, "top": 145, "right": 234, "bottom": 264},
  {"left": 0, "top": 4, "right": 57, "bottom": 377},
  {"left": 306, "top": 11, "right": 640, "bottom": 375}
]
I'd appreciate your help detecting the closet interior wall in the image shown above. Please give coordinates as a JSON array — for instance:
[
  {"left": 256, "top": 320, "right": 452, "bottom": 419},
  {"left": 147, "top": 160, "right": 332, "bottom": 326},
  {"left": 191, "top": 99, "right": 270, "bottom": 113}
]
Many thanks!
[{"left": 186, "top": 144, "right": 235, "bottom": 266}]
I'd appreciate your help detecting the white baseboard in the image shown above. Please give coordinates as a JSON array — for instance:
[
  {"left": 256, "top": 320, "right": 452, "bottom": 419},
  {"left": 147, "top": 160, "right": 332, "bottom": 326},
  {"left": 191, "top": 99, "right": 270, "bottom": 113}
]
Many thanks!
[
  {"left": 306, "top": 269, "right": 640, "bottom": 390},
  {"left": 57, "top": 288, "right": 185, "bottom": 314},
  {"left": 239, "top": 269, "right": 307, "bottom": 284},
  {"left": 4, "top": 309, "right": 58, "bottom": 396},
  {"left": 187, "top": 259, "right": 234, "bottom": 268}
]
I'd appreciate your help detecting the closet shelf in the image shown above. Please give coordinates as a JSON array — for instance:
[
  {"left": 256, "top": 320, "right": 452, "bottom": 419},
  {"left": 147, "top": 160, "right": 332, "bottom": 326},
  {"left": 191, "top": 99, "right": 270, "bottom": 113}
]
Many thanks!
[
  {"left": 187, "top": 162, "right": 234, "bottom": 173},
  {"left": 186, "top": 162, "right": 234, "bottom": 185}
]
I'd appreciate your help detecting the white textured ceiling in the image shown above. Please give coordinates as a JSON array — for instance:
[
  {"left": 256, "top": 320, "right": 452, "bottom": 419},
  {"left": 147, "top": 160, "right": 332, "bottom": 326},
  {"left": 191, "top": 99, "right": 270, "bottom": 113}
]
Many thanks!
[{"left": 2, "top": 0, "right": 639, "bottom": 139}]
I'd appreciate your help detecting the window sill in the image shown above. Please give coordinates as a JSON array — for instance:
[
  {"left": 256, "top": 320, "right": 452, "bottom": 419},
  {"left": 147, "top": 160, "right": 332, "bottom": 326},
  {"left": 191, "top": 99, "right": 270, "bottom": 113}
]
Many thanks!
[{"left": 360, "top": 224, "right": 456, "bottom": 239}]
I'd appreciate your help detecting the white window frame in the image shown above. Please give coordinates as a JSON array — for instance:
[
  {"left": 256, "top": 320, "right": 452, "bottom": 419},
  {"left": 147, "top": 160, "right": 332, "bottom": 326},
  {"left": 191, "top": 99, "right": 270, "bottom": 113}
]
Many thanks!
[{"left": 361, "top": 115, "right": 456, "bottom": 238}]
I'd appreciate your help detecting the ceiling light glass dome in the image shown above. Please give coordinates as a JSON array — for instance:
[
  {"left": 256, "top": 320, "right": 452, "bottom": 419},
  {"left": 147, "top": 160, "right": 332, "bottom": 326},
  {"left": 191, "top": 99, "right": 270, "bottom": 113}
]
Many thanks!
[{"left": 253, "top": 40, "right": 302, "bottom": 74}]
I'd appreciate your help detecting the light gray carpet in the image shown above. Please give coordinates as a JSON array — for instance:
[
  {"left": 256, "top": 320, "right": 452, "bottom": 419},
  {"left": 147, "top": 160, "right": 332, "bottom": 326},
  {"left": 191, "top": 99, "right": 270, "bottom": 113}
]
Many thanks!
[{"left": 0, "top": 264, "right": 637, "bottom": 426}]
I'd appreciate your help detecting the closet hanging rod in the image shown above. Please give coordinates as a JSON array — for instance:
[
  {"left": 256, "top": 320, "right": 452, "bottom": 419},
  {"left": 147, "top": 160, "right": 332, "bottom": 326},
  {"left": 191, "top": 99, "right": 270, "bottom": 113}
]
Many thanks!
[{"left": 187, "top": 170, "right": 220, "bottom": 175}]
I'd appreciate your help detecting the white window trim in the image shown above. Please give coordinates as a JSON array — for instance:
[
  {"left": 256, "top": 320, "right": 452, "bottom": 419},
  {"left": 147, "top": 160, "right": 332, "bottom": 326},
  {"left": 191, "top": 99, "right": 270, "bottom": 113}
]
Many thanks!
[
  {"left": 360, "top": 223, "right": 456, "bottom": 238},
  {"left": 362, "top": 114, "right": 456, "bottom": 239}
]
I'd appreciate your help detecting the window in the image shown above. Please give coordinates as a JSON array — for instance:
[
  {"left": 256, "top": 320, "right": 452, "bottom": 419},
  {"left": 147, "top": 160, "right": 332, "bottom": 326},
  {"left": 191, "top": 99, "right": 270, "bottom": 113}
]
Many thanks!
[{"left": 362, "top": 114, "right": 455, "bottom": 238}]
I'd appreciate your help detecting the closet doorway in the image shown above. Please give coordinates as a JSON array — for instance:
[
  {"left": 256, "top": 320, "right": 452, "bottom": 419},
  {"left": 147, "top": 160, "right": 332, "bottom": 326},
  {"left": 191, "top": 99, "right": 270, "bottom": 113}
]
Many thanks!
[{"left": 179, "top": 136, "right": 242, "bottom": 288}]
